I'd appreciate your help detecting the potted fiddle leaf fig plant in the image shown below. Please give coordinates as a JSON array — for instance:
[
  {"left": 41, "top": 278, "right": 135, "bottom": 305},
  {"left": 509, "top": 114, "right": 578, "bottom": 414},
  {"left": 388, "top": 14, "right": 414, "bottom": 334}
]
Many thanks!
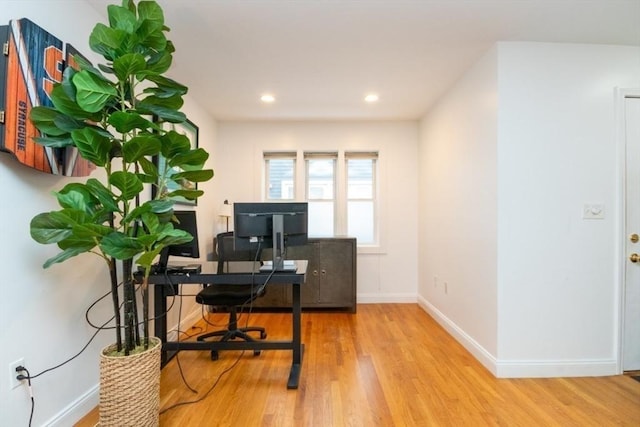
[{"left": 28, "top": 0, "right": 213, "bottom": 424}]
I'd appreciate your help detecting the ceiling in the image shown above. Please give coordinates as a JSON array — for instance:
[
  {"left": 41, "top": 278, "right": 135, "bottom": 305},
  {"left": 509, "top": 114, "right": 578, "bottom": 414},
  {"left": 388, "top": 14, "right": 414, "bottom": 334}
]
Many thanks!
[{"left": 85, "top": 0, "right": 640, "bottom": 121}]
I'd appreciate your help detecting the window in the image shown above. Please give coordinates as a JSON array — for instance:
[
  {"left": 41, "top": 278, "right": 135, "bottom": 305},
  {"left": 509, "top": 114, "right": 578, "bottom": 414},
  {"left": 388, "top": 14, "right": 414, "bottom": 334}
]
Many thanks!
[
  {"left": 263, "top": 150, "right": 379, "bottom": 246},
  {"left": 346, "top": 152, "right": 377, "bottom": 245},
  {"left": 305, "top": 152, "right": 337, "bottom": 237},
  {"left": 264, "top": 152, "right": 296, "bottom": 200}
]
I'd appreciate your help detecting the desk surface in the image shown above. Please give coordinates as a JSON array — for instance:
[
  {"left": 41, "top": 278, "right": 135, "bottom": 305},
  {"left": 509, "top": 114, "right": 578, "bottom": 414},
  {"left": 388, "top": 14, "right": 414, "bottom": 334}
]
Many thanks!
[
  {"left": 145, "top": 260, "right": 308, "bottom": 285},
  {"left": 148, "top": 259, "right": 307, "bottom": 389}
]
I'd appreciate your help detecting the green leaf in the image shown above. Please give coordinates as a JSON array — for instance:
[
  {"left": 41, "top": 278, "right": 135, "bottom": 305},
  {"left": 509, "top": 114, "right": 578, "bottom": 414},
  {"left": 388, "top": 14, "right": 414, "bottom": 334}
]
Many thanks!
[
  {"left": 166, "top": 189, "right": 204, "bottom": 201},
  {"left": 136, "top": 249, "right": 161, "bottom": 268},
  {"left": 138, "top": 1, "right": 165, "bottom": 25},
  {"left": 89, "top": 23, "right": 127, "bottom": 59},
  {"left": 122, "top": 135, "right": 161, "bottom": 162},
  {"left": 59, "top": 66, "right": 78, "bottom": 100},
  {"left": 147, "top": 199, "right": 175, "bottom": 213},
  {"left": 101, "top": 231, "right": 144, "bottom": 260},
  {"left": 138, "top": 156, "right": 157, "bottom": 176},
  {"left": 140, "top": 93, "right": 184, "bottom": 110},
  {"left": 85, "top": 178, "right": 119, "bottom": 213},
  {"left": 30, "top": 107, "right": 67, "bottom": 136},
  {"left": 32, "top": 135, "right": 74, "bottom": 148},
  {"left": 30, "top": 212, "right": 73, "bottom": 244},
  {"left": 124, "top": 203, "right": 152, "bottom": 224},
  {"left": 73, "top": 71, "right": 118, "bottom": 113},
  {"left": 159, "top": 227, "right": 193, "bottom": 247},
  {"left": 138, "top": 105, "right": 186, "bottom": 123},
  {"left": 42, "top": 246, "right": 89, "bottom": 269},
  {"left": 145, "top": 74, "right": 187, "bottom": 93},
  {"left": 55, "top": 188, "right": 91, "bottom": 212},
  {"left": 113, "top": 53, "right": 147, "bottom": 81},
  {"left": 136, "top": 19, "right": 167, "bottom": 51},
  {"left": 144, "top": 43, "right": 172, "bottom": 74},
  {"left": 108, "top": 111, "right": 153, "bottom": 133},
  {"left": 169, "top": 148, "right": 210, "bottom": 169},
  {"left": 110, "top": 171, "right": 144, "bottom": 201},
  {"left": 71, "top": 128, "right": 112, "bottom": 167},
  {"left": 159, "top": 130, "right": 190, "bottom": 158},
  {"left": 108, "top": 4, "right": 137, "bottom": 33},
  {"left": 49, "top": 84, "right": 99, "bottom": 121},
  {"left": 170, "top": 169, "right": 214, "bottom": 183}
]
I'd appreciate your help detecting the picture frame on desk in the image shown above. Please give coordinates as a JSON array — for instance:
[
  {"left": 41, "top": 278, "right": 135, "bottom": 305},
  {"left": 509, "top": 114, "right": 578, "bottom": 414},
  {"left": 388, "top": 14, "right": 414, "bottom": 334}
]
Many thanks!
[{"left": 153, "top": 119, "right": 199, "bottom": 206}]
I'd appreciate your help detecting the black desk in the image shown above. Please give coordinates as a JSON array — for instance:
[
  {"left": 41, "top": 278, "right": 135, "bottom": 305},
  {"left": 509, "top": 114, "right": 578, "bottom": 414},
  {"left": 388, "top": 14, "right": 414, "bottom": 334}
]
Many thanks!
[{"left": 145, "top": 260, "right": 307, "bottom": 389}]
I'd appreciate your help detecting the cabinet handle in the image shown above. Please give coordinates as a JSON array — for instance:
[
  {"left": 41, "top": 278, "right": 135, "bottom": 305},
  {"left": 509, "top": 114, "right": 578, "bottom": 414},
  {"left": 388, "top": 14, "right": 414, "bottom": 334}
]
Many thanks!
[
  {"left": 313, "top": 270, "right": 318, "bottom": 276},
  {"left": 321, "top": 269, "right": 326, "bottom": 275}
]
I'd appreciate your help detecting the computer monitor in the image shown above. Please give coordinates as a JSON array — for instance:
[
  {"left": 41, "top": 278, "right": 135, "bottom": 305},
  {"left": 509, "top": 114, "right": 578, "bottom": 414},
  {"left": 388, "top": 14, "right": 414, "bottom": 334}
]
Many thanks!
[
  {"left": 156, "top": 210, "right": 200, "bottom": 272},
  {"left": 233, "top": 202, "right": 308, "bottom": 271}
]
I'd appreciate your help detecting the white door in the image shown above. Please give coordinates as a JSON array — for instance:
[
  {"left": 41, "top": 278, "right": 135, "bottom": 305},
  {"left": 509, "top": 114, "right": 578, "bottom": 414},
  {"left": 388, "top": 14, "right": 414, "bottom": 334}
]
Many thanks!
[{"left": 624, "top": 95, "right": 640, "bottom": 371}]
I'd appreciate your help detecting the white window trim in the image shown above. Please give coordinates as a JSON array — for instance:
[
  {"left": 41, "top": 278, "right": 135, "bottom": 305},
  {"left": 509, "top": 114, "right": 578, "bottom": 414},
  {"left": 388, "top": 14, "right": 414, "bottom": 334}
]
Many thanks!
[{"left": 261, "top": 149, "right": 385, "bottom": 253}]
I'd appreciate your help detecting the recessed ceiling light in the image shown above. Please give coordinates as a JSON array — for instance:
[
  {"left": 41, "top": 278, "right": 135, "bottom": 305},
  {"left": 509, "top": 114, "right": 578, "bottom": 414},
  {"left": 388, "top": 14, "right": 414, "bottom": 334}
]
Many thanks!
[
  {"left": 261, "top": 94, "right": 275, "bottom": 103},
  {"left": 364, "top": 93, "right": 379, "bottom": 103}
]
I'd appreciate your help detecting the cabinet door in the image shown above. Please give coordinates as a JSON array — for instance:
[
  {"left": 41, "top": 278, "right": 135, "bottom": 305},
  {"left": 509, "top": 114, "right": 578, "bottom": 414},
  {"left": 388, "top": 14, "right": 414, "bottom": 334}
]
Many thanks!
[
  {"left": 285, "top": 241, "right": 320, "bottom": 305},
  {"left": 318, "top": 239, "right": 355, "bottom": 306}
]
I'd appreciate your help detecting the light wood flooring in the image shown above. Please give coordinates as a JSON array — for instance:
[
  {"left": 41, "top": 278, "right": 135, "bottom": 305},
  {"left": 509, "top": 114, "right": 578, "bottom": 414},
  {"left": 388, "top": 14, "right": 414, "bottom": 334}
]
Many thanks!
[{"left": 77, "top": 303, "right": 640, "bottom": 426}]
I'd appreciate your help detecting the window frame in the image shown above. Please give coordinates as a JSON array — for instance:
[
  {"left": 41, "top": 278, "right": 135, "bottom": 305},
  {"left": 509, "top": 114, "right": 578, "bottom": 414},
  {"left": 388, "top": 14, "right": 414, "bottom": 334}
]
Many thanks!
[
  {"left": 305, "top": 152, "right": 338, "bottom": 237},
  {"left": 345, "top": 151, "right": 379, "bottom": 246},
  {"left": 262, "top": 150, "right": 382, "bottom": 251},
  {"left": 264, "top": 151, "right": 297, "bottom": 201}
]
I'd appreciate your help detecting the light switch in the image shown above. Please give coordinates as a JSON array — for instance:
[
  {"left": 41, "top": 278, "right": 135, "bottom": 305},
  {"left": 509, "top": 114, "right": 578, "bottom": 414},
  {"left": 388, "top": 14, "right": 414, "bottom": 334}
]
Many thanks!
[{"left": 583, "top": 203, "right": 605, "bottom": 220}]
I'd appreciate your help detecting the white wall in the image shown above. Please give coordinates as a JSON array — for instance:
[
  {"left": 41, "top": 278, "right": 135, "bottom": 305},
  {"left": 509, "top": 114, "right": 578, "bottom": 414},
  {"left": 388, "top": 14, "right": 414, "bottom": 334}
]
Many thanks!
[
  {"left": 418, "top": 41, "right": 640, "bottom": 378},
  {"left": 418, "top": 47, "right": 499, "bottom": 363},
  {"left": 215, "top": 121, "right": 420, "bottom": 302},
  {"left": 0, "top": 2, "right": 217, "bottom": 425},
  {"left": 496, "top": 42, "right": 640, "bottom": 376}
]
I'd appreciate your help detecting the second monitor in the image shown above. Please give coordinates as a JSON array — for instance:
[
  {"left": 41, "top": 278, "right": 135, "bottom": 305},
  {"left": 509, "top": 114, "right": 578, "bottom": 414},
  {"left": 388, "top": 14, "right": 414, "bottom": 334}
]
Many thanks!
[{"left": 233, "top": 202, "right": 308, "bottom": 271}]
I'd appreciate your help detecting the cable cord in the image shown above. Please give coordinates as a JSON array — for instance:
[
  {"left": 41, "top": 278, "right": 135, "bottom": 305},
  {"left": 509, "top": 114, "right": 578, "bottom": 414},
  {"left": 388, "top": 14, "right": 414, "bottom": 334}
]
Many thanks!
[
  {"left": 173, "top": 289, "right": 198, "bottom": 394},
  {"left": 159, "top": 350, "right": 246, "bottom": 415},
  {"left": 161, "top": 243, "right": 272, "bottom": 414},
  {"left": 18, "top": 367, "right": 35, "bottom": 427}
]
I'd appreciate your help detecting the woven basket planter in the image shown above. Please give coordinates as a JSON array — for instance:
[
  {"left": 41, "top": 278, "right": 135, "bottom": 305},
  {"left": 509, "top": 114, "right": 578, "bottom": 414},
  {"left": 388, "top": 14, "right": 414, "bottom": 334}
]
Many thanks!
[{"left": 99, "top": 337, "right": 162, "bottom": 427}]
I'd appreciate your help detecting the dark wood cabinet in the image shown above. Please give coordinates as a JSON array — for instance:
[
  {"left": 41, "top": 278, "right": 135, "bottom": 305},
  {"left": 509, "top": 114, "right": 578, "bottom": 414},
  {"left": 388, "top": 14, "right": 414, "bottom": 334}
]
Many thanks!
[
  {"left": 284, "top": 238, "right": 356, "bottom": 311},
  {"left": 214, "top": 236, "right": 357, "bottom": 311}
]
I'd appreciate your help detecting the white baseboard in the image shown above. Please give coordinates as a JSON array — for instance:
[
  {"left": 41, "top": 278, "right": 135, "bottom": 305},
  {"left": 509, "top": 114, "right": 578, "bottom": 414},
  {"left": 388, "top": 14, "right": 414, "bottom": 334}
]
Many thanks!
[
  {"left": 357, "top": 293, "right": 417, "bottom": 304},
  {"left": 45, "top": 384, "right": 99, "bottom": 427},
  {"left": 166, "top": 306, "right": 203, "bottom": 342},
  {"left": 47, "top": 306, "right": 203, "bottom": 426},
  {"left": 417, "top": 295, "right": 498, "bottom": 376},
  {"left": 495, "top": 358, "right": 618, "bottom": 378},
  {"left": 417, "top": 295, "right": 618, "bottom": 378}
]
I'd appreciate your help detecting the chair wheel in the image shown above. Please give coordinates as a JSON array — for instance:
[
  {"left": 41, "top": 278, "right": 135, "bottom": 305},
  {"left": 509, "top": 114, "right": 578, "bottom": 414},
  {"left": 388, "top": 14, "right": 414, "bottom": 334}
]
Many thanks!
[
  {"left": 260, "top": 331, "right": 267, "bottom": 339},
  {"left": 211, "top": 350, "right": 219, "bottom": 361},
  {"left": 253, "top": 350, "right": 261, "bottom": 357}
]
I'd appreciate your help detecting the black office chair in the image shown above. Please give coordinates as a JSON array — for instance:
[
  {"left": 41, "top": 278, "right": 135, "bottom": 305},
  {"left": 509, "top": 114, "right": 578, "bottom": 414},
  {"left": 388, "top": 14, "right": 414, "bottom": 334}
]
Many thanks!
[{"left": 196, "top": 231, "right": 267, "bottom": 360}]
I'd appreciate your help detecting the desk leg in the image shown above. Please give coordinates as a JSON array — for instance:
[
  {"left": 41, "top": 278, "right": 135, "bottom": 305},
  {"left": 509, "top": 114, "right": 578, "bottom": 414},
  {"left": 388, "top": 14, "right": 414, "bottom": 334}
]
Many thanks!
[
  {"left": 288, "top": 283, "right": 303, "bottom": 389},
  {"left": 153, "top": 284, "right": 170, "bottom": 367}
]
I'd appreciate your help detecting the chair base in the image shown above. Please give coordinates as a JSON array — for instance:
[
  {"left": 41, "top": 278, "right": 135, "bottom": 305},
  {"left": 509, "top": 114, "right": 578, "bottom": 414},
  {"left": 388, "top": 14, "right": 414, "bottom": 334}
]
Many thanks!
[{"left": 197, "top": 308, "right": 267, "bottom": 360}]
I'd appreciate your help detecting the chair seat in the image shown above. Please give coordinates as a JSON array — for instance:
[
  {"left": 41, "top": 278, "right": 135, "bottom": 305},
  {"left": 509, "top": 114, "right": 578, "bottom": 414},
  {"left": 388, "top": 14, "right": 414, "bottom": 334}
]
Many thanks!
[{"left": 196, "top": 284, "right": 264, "bottom": 307}]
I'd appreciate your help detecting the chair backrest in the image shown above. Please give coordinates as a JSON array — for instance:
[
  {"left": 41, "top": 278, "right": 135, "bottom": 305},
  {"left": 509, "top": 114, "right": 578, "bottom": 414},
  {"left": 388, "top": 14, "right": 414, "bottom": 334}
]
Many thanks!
[{"left": 215, "top": 231, "right": 261, "bottom": 274}]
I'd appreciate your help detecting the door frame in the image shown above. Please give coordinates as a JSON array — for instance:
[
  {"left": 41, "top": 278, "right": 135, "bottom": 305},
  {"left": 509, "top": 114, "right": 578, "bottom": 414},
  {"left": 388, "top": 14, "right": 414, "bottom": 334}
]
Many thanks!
[{"left": 617, "top": 88, "right": 640, "bottom": 373}]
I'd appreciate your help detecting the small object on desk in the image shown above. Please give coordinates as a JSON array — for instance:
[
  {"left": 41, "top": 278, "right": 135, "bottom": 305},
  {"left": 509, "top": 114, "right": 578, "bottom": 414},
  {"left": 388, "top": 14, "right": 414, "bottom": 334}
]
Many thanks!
[
  {"left": 143, "top": 263, "right": 202, "bottom": 275},
  {"left": 166, "top": 264, "right": 202, "bottom": 274},
  {"left": 260, "top": 260, "right": 297, "bottom": 272}
]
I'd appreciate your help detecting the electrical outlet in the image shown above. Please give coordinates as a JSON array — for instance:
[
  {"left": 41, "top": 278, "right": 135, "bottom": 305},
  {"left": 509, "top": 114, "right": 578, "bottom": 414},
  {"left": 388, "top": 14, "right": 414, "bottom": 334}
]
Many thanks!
[{"left": 9, "top": 358, "right": 25, "bottom": 390}]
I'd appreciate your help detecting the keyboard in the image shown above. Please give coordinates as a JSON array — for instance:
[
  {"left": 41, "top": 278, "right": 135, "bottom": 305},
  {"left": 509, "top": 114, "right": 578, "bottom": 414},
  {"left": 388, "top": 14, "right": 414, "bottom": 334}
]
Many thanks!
[
  {"left": 166, "top": 264, "right": 202, "bottom": 274},
  {"left": 142, "top": 263, "right": 202, "bottom": 275}
]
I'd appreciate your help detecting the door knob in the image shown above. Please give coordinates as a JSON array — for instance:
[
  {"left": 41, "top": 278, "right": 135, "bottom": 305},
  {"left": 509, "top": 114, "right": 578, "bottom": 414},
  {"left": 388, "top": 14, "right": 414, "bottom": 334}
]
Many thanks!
[{"left": 630, "top": 253, "right": 640, "bottom": 263}]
